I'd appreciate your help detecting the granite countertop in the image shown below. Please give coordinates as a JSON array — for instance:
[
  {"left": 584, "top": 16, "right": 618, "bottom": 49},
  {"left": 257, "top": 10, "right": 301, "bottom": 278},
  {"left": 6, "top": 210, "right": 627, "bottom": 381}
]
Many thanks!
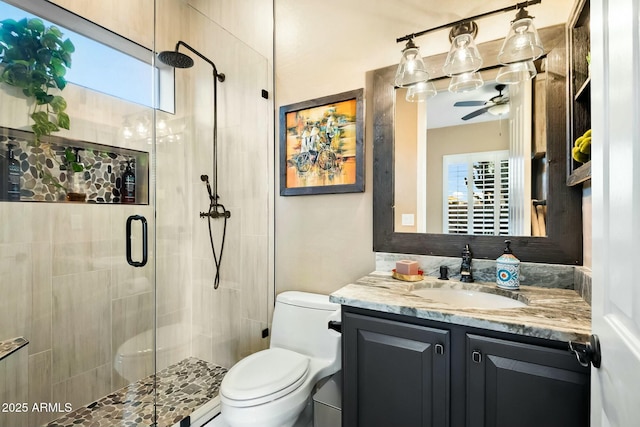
[{"left": 330, "top": 272, "right": 591, "bottom": 342}]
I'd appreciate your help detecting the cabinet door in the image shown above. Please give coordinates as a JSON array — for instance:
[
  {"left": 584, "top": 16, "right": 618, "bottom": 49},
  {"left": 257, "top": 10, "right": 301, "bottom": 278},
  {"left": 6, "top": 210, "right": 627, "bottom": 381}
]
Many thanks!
[
  {"left": 343, "top": 312, "right": 450, "bottom": 427},
  {"left": 466, "top": 334, "right": 590, "bottom": 427}
]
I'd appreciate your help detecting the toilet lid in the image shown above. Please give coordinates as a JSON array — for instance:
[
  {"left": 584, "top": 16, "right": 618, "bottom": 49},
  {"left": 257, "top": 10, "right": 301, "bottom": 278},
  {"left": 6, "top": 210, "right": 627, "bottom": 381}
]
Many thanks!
[{"left": 221, "top": 348, "right": 309, "bottom": 404}]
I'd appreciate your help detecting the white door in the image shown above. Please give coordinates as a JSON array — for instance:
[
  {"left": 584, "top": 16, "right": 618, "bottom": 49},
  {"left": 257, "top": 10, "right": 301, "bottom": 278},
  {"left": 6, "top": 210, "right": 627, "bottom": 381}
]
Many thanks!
[{"left": 590, "top": 0, "right": 640, "bottom": 425}]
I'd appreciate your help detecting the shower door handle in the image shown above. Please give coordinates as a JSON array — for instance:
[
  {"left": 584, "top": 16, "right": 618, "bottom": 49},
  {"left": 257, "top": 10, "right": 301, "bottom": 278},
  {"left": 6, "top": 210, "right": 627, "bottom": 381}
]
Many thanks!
[{"left": 126, "top": 215, "right": 148, "bottom": 267}]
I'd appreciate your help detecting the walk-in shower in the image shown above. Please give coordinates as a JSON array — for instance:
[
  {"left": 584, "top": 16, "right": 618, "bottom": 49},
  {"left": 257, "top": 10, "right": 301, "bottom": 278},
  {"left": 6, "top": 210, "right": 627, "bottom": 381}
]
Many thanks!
[
  {"left": 159, "top": 41, "right": 230, "bottom": 290},
  {"left": 0, "top": 0, "right": 270, "bottom": 426}
]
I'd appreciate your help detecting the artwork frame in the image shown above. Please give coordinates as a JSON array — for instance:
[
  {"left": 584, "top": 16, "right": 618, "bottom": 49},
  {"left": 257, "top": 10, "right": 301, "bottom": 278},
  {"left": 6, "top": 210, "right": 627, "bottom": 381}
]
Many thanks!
[{"left": 279, "top": 88, "right": 364, "bottom": 196}]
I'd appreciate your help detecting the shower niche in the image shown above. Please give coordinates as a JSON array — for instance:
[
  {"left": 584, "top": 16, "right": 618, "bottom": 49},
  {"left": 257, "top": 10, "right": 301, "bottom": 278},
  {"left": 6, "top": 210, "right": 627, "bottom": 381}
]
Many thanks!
[{"left": 0, "top": 126, "right": 149, "bottom": 204}]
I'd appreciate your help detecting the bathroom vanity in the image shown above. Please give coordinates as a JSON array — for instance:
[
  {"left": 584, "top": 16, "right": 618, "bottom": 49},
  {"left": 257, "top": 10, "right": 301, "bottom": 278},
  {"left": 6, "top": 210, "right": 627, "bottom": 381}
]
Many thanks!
[{"left": 330, "top": 272, "right": 592, "bottom": 427}]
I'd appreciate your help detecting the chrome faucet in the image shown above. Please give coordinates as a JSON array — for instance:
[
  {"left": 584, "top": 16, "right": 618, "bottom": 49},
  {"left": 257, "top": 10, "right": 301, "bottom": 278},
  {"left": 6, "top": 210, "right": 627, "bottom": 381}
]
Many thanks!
[{"left": 460, "top": 244, "right": 474, "bottom": 283}]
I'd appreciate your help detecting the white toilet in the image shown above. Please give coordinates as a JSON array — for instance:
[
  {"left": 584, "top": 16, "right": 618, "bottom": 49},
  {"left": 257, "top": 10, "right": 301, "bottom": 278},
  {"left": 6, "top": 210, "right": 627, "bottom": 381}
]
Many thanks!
[
  {"left": 114, "top": 323, "right": 188, "bottom": 383},
  {"left": 219, "top": 291, "right": 341, "bottom": 427}
]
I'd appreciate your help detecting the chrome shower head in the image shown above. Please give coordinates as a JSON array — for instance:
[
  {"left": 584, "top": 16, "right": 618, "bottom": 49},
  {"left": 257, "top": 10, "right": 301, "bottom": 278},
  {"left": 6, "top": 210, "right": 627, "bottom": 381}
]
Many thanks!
[{"left": 157, "top": 50, "right": 194, "bottom": 68}]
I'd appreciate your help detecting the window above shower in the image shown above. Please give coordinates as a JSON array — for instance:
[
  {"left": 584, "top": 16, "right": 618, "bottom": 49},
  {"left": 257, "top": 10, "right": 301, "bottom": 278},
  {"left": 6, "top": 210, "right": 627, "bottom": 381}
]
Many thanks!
[
  {"left": 0, "top": 0, "right": 159, "bottom": 109},
  {"left": 0, "top": 0, "right": 155, "bottom": 204}
]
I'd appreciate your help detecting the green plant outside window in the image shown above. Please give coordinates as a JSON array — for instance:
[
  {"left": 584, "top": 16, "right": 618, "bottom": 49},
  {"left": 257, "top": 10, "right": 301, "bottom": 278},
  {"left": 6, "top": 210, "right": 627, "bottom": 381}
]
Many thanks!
[{"left": 0, "top": 17, "right": 74, "bottom": 143}]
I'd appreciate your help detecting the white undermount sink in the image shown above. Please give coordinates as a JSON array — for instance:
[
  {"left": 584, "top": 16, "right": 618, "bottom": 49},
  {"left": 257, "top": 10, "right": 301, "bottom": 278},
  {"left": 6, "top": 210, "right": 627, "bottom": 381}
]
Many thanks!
[{"left": 411, "top": 288, "right": 527, "bottom": 309}]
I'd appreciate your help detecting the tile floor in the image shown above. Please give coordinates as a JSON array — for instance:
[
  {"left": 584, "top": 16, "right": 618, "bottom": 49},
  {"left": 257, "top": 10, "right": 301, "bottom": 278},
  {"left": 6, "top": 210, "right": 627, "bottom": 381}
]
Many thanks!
[{"left": 46, "top": 357, "right": 227, "bottom": 427}]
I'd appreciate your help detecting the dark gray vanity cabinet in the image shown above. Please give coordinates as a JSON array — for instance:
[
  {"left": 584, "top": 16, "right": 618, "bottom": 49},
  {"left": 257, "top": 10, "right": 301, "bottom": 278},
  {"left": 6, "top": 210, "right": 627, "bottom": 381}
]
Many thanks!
[
  {"left": 466, "top": 334, "right": 590, "bottom": 427},
  {"left": 342, "top": 311, "right": 450, "bottom": 427},
  {"left": 342, "top": 307, "right": 590, "bottom": 427}
]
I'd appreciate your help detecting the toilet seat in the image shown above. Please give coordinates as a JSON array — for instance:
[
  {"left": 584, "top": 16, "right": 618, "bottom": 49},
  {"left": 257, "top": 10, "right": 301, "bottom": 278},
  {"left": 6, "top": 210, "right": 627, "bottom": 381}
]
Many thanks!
[{"left": 221, "top": 348, "right": 309, "bottom": 407}]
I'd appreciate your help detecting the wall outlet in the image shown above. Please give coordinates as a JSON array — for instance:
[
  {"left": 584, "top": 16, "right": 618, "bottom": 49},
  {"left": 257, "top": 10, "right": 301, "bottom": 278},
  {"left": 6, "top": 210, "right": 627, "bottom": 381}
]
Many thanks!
[{"left": 401, "top": 214, "right": 415, "bottom": 226}]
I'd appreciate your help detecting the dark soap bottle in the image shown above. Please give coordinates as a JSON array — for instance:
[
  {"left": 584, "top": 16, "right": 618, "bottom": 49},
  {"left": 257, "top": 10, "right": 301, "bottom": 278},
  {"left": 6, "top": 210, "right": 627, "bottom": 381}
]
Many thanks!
[
  {"left": 122, "top": 159, "right": 135, "bottom": 204},
  {"left": 0, "top": 144, "right": 6, "bottom": 200},
  {"left": 7, "top": 143, "right": 21, "bottom": 201}
]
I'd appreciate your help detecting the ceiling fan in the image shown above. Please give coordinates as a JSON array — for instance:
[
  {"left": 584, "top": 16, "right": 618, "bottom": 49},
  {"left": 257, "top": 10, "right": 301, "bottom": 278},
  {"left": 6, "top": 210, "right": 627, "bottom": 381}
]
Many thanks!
[{"left": 454, "top": 84, "right": 510, "bottom": 121}]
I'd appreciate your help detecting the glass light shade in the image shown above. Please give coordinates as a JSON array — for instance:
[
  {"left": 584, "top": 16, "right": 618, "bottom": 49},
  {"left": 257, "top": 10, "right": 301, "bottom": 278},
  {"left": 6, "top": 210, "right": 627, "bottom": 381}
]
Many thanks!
[
  {"left": 394, "top": 40, "right": 430, "bottom": 87},
  {"left": 488, "top": 103, "right": 510, "bottom": 116},
  {"left": 405, "top": 81, "right": 437, "bottom": 102},
  {"left": 448, "top": 71, "right": 484, "bottom": 93},
  {"left": 498, "top": 17, "right": 544, "bottom": 64},
  {"left": 496, "top": 61, "right": 537, "bottom": 84},
  {"left": 442, "top": 33, "right": 483, "bottom": 77}
]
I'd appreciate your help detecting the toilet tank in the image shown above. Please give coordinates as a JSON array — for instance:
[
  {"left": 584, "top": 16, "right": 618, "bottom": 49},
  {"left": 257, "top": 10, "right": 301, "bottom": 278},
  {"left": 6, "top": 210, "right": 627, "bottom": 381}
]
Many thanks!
[{"left": 270, "top": 292, "right": 341, "bottom": 362}]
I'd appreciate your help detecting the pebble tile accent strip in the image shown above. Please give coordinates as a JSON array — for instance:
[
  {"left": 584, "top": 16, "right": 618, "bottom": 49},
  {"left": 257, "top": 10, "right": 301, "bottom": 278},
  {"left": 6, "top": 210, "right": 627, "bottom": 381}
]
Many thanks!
[
  {"left": 0, "top": 336, "right": 28, "bottom": 361},
  {"left": 46, "top": 357, "right": 227, "bottom": 427},
  {"left": 1, "top": 132, "right": 139, "bottom": 203}
]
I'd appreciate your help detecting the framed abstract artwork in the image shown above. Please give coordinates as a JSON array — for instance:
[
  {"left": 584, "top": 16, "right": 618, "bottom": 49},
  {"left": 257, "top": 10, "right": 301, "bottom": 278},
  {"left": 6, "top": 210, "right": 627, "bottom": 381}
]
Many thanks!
[{"left": 279, "top": 88, "right": 364, "bottom": 196}]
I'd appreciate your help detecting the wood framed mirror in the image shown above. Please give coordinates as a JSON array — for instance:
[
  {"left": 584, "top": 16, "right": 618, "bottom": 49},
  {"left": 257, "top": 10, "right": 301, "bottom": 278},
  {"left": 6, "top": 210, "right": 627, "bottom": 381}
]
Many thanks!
[{"left": 373, "top": 25, "right": 583, "bottom": 264}]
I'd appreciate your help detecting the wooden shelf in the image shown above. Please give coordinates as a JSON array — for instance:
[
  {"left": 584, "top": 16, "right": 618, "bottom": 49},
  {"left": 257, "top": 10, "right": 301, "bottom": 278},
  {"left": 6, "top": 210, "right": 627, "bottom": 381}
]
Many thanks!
[
  {"left": 575, "top": 76, "right": 591, "bottom": 101},
  {"left": 567, "top": 0, "right": 591, "bottom": 183},
  {"left": 567, "top": 160, "right": 591, "bottom": 186}
]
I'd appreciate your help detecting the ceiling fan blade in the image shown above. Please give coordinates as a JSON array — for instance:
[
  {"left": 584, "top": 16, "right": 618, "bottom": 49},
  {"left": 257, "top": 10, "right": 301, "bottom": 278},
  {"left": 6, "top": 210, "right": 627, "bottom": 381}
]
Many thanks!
[
  {"left": 461, "top": 106, "right": 491, "bottom": 121},
  {"left": 454, "top": 100, "right": 486, "bottom": 107}
]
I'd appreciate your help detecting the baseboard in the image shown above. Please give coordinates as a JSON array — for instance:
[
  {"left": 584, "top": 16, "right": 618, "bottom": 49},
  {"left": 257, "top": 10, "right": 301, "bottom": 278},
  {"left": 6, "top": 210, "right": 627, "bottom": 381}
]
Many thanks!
[{"left": 174, "top": 396, "right": 221, "bottom": 427}]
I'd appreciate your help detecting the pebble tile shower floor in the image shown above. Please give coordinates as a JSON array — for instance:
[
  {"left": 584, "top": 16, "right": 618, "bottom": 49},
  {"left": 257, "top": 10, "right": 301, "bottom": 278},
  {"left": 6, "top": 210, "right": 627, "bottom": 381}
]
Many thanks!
[{"left": 46, "top": 357, "right": 227, "bottom": 427}]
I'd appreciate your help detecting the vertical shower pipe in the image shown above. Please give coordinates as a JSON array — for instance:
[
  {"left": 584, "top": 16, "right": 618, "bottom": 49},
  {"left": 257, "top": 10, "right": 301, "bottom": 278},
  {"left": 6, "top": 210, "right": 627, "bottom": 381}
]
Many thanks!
[{"left": 157, "top": 42, "right": 230, "bottom": 289}]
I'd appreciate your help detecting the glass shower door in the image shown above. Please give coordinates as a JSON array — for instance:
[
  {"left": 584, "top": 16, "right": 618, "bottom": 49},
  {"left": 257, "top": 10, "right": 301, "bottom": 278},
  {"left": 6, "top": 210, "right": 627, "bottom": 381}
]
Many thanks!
[
  {"left": 0, "top": 1, "right": 158, "bottom": 426},
  {"left": 151, "top": 1, "right": 272, "bottom": 425}
]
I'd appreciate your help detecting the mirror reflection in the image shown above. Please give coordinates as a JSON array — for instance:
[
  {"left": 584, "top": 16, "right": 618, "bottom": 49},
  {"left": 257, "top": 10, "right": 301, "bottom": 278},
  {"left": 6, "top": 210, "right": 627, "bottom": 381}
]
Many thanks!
[{"left": 394, "top": 67, "right": 548, "bottom": 237}]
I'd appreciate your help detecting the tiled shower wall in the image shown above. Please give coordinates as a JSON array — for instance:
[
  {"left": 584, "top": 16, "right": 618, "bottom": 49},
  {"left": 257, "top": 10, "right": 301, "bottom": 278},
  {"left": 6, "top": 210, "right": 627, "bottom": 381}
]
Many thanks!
[
  {"left": 0, "top": 0, "right": 274, "bottom": 426},
  {"left": 179, "top": 1, "right": 274, "bottom": 367},
  {"left": 0, "top": 97, "right": 156, "bottom": 427},
  {"left": 153, "top": 0, "right": 274, "bottom": 370},
  {"left": 0, "top": 176, "right": 156, "bottom": 427}
]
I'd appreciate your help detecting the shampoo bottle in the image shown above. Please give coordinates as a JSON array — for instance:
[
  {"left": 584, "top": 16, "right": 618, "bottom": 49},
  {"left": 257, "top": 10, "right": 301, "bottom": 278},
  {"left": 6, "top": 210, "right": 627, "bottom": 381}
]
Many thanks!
[
  {"left": 496, "top": 240, "right": 520, "bottom": 290},
  {"left": 0, "top": 145, "right": 7, "bottom": 200},
  {"left": 66, "top": 148, "right": 87, "bottom": 202},
  {"left": 122, "top": 159, "right": 135, "bottom": 204},
  {"left": 7, "top": 143, "right": 21, "bottom": 201}
]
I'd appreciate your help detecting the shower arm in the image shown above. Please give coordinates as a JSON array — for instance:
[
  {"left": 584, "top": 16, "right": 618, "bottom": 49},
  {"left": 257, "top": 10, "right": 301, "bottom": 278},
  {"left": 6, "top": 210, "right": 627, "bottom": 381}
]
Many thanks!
[{"left": 175, "top": 41, "right": 225, "bottom": 82}]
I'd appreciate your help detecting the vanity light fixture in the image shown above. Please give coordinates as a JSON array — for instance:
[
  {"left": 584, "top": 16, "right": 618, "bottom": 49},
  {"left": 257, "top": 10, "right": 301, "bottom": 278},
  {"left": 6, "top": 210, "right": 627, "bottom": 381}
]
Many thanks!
[
  {"left": 497, "top": 7, "right": 544, "bottom": 65},
  {"left": 496, "top": 60, "right": 537, "bottom": 84},
  {"left": 443, "top": 21, "right": 483, "bottom": 77},
  {"left": 405, "top": 80, "right": 437, "bottom": 102},
  {"left": 448, "top": 71, "right": 484, "bottom": 93},
  {"left": 394, "top": 39, "right": 430, "bottom": 88},
  {"left": 395, "top": 0, "right": 543, "bottom": 99}
]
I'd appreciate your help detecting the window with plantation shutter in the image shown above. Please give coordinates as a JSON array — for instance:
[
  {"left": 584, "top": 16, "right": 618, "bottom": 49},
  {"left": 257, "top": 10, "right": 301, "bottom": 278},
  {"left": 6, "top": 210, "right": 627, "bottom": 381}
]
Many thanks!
[{"left": 443, "top": 151, "right": 510, "bottom": 235}]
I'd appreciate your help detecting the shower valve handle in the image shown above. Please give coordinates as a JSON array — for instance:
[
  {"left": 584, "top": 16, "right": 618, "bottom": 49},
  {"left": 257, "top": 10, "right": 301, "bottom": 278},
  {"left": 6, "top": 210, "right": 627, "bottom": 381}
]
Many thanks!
[{"left": 200, "top": 210, "right": 231, "bottom": 219}]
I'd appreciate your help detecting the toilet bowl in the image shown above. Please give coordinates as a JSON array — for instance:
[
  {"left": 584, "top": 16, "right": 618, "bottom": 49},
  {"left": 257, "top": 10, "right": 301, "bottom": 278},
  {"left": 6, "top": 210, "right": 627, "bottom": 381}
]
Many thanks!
[
  {"left": 220, "top": 291, "right": 341, "bottom": 427},
  {"left": 114, "top": 323, "right": 188, "bottom": 383}
]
